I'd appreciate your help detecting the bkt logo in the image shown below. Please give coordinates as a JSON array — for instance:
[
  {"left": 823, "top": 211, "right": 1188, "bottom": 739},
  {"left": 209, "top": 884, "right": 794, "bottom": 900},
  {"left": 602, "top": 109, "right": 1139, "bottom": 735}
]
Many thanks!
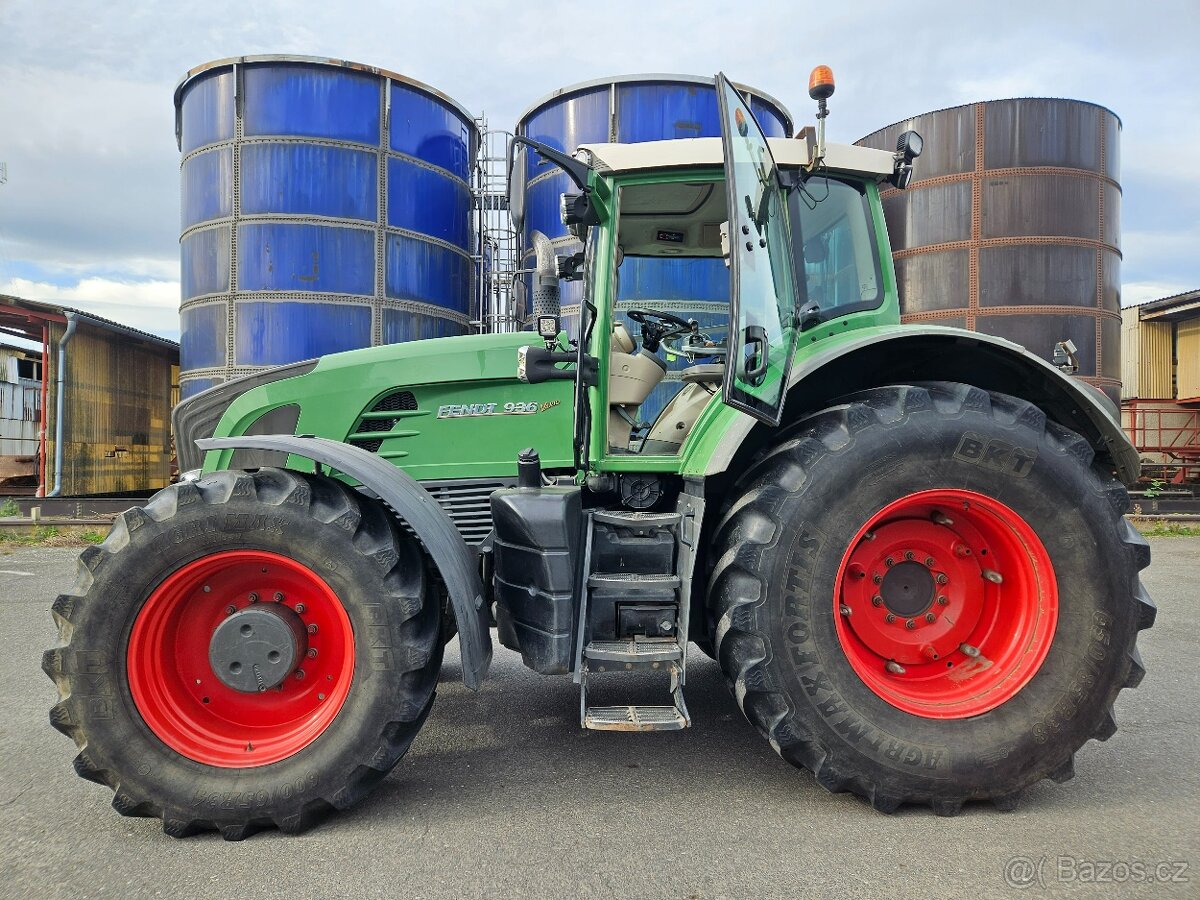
[{"left": 953, "top": 432, "right": 1037, "bottom": 477}]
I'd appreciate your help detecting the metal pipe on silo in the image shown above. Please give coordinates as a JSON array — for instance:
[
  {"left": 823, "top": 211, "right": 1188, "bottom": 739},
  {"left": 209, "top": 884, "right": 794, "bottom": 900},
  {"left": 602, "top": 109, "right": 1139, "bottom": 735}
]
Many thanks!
[{"left": 856, "top": 98, "right": 1123, "bottom": 403}]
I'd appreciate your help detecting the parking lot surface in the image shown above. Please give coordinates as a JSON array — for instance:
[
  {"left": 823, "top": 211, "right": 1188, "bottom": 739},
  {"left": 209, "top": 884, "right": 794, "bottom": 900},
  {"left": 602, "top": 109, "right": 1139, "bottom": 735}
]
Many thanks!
[{"left": 1, "top": 538, "right": 1197, "bottom": 899}]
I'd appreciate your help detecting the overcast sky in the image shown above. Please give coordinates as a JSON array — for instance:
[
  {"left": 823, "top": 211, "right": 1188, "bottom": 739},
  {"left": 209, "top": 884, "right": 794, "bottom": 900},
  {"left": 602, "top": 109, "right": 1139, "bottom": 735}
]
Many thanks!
[{"left": 0, "top": 0, "right": 1196, "bottom": 342}]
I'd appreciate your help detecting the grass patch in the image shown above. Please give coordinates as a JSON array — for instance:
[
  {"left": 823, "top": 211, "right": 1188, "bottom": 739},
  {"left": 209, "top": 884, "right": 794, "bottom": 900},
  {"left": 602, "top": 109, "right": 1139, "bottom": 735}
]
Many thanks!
[
  {"left": 0, "top": 525, "right": 109, "bottom": 547},
  {"left": 0, "top": 498, "right": 20, "bottom": 517},
  {"left": 1129, "top": 518, "right": 1200, "bottom": 537}
]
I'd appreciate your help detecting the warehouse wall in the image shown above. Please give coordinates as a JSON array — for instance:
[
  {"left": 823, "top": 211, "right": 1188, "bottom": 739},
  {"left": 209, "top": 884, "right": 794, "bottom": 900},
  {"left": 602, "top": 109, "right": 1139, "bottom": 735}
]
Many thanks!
[
  {"left": 1120, "top": 307, "right": 1173, "bottom": 400},
  {"left": 44, "top": 321, "right": 175, "bottom": 495}
]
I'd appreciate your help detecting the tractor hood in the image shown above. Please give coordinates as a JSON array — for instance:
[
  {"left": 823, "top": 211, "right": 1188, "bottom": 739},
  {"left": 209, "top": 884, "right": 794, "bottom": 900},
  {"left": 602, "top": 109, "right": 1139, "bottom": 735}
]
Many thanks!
[{"left": 183, "top": 332, "right": 576, "bottom": 481}]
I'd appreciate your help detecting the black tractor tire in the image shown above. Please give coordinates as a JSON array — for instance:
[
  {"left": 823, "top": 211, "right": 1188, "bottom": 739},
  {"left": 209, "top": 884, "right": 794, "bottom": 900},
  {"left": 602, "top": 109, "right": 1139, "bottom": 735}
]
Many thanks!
[
  {"left": 709, "top": 382, "right": 1154, "bottom": 814},
  {"left": 43, "top": 468, "right": 443, "bottom": 839}
]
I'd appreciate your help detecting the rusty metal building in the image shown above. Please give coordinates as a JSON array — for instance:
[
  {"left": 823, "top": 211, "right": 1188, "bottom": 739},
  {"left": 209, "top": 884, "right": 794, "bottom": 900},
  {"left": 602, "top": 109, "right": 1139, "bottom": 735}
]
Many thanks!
[
  {"left": 0, "top": 295, "right": 179, "bottom": 496},
  {"left": 857, "top": 98, "right": 1122, "bottom": 403},
  {"left": 1121, "top": 289, "right": 1200, "bottom": 481}
]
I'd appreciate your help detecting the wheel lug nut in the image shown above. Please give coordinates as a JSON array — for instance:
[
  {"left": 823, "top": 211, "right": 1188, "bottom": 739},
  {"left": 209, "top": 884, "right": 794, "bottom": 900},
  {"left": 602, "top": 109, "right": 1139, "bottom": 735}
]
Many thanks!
[
  {"left": 871, "top": 595, "right": 883, "bottom": 607},
  {"left": 273, "top": 591, "right": 285, "bottom": 602},
  {"left": 885, "top": 613, "right": 896, "bottom": 624},
  {"left": 307, "top": 623, "right": 318, "bottom": 634},
  {"left": 306, "top": 648, "right": 318, "bottom": 659},
  {"left": 960, "top": 643, "right": 981, "bottom": 658},
  {"left": 886, "top": 660, "right": 906, "bottom": 675},
  {"left": 872, "top": 573, "right": 882, "bottom": 584},
  {"left": 905, "top": 618, "right": 916, "bottom": 630},
  {"left": 247, "top": 592, "right": 259, "bottom": 603},
  {"left": 294, "top": 669, "right": 305, "bottom": 680},
  {"left": 225, "top": 604, "right": 236, "bottom": 616},
  {"left": 925, "top": 612, "right": 936, "bottom": 623},
  {"left": 885, "top": 557, "right": 895, "bottom": 567},
  {"left": 295, "top": 603, "right": 306, "bottom": 614},
  {"left": 936, "top": 573, "right": 948, "bottom": 585},
  {"left": 937, "top": 595, "right": 948, "bottom": 605},
  {"left": 925, "top": 557, "right": 935, "bottom": 568},
  {"left": 982, "top": 569, "right": 1003, "bottom": 584},
  {"left": 839, "top": 605, "right": 852, "bottom": 617},
  {"left": 904, "top": 550, "right": 914, "bottom": 561}
]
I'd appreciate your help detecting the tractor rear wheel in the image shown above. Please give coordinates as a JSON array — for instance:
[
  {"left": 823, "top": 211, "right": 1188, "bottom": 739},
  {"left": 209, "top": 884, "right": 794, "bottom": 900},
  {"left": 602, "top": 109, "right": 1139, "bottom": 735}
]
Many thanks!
[
  {"left": 709, "top": 382, "right": 1154, "bottom": 813},
  {"left": 43, "top": 468, "right": 442, "bottom": 839}
]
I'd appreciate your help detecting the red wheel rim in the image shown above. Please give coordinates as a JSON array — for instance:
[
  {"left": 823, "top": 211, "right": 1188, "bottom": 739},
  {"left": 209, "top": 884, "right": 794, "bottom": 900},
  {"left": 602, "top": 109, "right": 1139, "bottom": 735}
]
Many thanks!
[
  {"left": 127, "top": 550, "right": 355, "bottom": 767},
  {"left": 834, "top": 489, "right": 1057, "bottom": 719}
]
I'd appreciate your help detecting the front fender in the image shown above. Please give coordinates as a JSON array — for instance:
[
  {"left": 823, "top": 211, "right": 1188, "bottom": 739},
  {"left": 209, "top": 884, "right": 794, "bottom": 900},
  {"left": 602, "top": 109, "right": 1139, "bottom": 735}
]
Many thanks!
[{"left": 197, "top": 435, "right": 492, "bottom": 690}]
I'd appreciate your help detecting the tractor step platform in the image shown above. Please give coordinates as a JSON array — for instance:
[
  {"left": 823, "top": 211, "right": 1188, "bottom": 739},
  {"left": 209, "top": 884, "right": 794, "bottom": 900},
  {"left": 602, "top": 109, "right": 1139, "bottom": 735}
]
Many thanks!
[
  {"left": 584, "top": 639, "right": 682, "bottom": 665},
  {"left": 587, "top": 572, "right": 681, "bottom": 588},
  {"left": 584, "top": 705, "right": 688, "bottom": 732},
  {"left": 592, "top": 509, "right": 681, "bottom": 529}
]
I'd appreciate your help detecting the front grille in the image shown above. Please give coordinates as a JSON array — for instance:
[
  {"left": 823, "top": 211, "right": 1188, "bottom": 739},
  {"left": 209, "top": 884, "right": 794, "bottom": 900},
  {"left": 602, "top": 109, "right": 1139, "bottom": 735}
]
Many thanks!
[
  {"left": 372, "top": 390, "right": 417, "bottom": 412},
  {"left": 355, "top": 417, "right": 397, "bottom": 434},
  {"left": 350, "top": 438, "right": 383, "bottom": 453},
  {"left": 422, "top": 478, "right": 514, "bottom": 545}
]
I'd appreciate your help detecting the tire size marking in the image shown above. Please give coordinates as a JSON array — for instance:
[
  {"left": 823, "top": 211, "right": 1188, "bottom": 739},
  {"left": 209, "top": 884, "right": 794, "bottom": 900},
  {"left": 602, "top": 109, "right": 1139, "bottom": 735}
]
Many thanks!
[
  {"left": 1033, "top": 611, "right": 1113, "bottom": 744},
  {"left": 953, "top": 432, "right": 1038, "bottom": 477},
  {"left": 781, "top": 527, "right": 949, "bottom": 772}
]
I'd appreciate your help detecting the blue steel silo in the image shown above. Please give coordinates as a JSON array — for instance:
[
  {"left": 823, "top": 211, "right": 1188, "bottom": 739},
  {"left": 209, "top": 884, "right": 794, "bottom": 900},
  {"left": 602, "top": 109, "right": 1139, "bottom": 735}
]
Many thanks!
[
  {"left": 515, "top": 75, "right": 791, "bottom": 421},
  {"left": 175, "top": 55, "right": 478, "bottom": 399}
]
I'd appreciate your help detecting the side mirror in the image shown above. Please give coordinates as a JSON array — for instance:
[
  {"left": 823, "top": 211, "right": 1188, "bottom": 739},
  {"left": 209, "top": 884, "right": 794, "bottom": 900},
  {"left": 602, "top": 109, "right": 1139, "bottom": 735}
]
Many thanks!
[{"left": 508, "top": 145, "right": 528, "bottom": 232}]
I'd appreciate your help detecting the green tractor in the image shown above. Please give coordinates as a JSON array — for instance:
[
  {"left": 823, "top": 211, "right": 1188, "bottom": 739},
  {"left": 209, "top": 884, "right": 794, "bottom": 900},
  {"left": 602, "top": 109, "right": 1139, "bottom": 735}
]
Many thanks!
[{"left": 45, "top": 73, "right": 1154, "bottom": 839}]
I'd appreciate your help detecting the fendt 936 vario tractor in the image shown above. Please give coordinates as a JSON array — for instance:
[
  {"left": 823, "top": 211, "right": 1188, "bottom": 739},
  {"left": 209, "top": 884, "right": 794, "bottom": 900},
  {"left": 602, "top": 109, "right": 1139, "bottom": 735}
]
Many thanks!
[{"left": 45, "top": 71, "right": 1154, "bottom": 839}]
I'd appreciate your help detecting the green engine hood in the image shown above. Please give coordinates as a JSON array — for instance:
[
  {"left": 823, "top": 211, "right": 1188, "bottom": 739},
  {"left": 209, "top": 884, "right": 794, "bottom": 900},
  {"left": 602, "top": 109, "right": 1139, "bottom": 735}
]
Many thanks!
[{"left": 203, "top": 332, "right": 576, "bottom": 481}]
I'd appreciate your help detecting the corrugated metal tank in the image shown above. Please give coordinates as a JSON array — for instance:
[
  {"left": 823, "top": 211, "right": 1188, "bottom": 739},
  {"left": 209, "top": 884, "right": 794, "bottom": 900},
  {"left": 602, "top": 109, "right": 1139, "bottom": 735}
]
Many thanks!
[
  {"left": 856, "top": 99, "right": 1122, "bottom": 403},
  {"left": 175, "top": 56, "right": 478, "bottom": 399},
  {"left": 516, "top": 75, "right": 792, "bottom": 421}
]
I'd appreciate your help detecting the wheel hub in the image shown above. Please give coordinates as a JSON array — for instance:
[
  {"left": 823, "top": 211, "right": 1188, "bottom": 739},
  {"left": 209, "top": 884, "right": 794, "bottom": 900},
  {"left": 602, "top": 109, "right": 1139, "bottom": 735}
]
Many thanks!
[
  {"left": 209, "top": 605, "right": 308, "bottom": 693},
  {"left": 880, "top": 561, "right": 934, "bottom": 617}
]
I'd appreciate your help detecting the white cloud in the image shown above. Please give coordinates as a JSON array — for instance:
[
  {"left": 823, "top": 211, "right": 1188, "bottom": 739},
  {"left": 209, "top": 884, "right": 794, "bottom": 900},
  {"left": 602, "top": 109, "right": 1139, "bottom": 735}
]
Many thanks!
[
  {"left": 1122, "top": 282, "right": 1193, "bottom": 308},
  {"left": 0, "top": 276, "right": 180, "bottom": 338}
]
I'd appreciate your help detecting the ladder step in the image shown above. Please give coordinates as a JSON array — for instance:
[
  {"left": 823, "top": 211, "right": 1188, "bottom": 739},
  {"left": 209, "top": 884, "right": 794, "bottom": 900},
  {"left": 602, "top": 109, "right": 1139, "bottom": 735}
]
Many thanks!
[
  {"left": 592, "top": 510, "right": 681, "bottom": 528},
  {"left": 584, "top": 705, "right": 688, "bottom": 732},
  {"left": 588, "top": 572, "right": 680, "bottom": 588},
  {"left": 585, "top": 639, "right": 682, "bottom": 663}
]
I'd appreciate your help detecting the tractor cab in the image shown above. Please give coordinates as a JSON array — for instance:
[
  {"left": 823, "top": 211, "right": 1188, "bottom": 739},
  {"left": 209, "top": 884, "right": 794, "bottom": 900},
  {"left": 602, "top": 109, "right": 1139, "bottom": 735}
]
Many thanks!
[{"left": 512, "top": 74, "right": 904, "bottom": 468}]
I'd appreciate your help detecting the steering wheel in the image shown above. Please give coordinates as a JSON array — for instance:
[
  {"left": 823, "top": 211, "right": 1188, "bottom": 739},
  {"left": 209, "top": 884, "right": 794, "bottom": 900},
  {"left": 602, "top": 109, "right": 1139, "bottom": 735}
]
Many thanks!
[{"left": 626, "top": 308, "right": 694, "bottom": 353}]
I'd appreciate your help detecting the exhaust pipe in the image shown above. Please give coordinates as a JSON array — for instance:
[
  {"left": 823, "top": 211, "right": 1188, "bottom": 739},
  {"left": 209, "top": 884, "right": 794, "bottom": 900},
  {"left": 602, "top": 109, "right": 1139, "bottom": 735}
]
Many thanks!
[{"left": 529, "top": 230, "right": 560, "bottom": 320}]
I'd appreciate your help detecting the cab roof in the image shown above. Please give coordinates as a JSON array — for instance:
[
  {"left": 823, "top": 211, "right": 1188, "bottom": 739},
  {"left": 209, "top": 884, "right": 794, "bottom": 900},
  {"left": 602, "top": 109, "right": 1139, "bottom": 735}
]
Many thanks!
[{"left": 579, "top": 137, "right": 895, "bottom": 181}]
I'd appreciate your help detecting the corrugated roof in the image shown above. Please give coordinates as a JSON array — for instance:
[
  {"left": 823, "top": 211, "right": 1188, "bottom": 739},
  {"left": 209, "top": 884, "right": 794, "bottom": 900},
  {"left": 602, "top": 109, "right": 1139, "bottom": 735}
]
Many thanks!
[{"left": 0, "top": 294, "right": 178, "bottom": 351}]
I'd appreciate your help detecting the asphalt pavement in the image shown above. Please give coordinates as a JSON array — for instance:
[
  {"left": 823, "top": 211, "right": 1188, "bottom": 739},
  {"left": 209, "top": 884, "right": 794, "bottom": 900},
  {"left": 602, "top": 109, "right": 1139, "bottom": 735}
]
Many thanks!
[{"left": 1, "top": 538, "right": 1197, "bottom": 899}]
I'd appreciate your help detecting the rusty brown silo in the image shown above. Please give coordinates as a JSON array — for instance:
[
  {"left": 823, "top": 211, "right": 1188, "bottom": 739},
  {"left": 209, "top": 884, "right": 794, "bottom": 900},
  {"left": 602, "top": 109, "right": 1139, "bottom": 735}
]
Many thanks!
[{"left": 857, "top": 99, "right": 1122, "bottom": 402}]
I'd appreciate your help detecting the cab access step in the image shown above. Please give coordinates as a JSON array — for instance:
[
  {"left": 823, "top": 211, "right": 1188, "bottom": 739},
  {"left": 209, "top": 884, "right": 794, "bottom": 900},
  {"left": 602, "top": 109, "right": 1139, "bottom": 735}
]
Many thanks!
[
  {"left": 575, "top": 507, "right": 702, "bottom": 732},
  {"left": 488, "top": 455, "right": 703, "bottom": 732}
]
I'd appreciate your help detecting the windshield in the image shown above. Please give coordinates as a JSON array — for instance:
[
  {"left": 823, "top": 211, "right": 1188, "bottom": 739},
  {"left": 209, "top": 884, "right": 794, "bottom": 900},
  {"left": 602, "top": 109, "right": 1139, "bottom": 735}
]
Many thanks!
[{"left": 789, "top": 177, "right": 883, "bottom": 319}]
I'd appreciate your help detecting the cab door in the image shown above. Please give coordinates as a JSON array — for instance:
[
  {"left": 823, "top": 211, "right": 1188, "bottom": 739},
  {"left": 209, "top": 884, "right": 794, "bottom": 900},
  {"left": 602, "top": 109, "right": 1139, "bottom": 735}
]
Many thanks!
[{"left": 715, "top": 73, "right": 800, "bottom": 426}]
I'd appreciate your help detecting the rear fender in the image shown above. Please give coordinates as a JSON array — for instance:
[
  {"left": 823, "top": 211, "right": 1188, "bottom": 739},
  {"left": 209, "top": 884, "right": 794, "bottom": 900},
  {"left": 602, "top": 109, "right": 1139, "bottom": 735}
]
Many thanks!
[
  {"left": 198, "top": 435, "right": 492, "bottom": 689},
  {"left": 704, "top": 327, "right": 1139, "bottom": 484}
]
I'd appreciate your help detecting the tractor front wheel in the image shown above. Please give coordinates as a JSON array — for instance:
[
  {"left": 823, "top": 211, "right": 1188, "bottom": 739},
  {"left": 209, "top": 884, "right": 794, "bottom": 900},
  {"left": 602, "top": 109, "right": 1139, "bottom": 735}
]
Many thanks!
[
  {"left": 44, "top": 468, "right": 442, "bottom": 839},
  {"left": 710, "top": 383, "right": 1154, "bottom": 813}
]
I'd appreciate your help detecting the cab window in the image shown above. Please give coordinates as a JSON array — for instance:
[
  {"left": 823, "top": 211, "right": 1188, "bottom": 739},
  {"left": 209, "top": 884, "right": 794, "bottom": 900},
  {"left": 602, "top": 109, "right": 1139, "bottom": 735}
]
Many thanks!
[{"left": 789, "top": 177, "right": 883, "bottom": 318}]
